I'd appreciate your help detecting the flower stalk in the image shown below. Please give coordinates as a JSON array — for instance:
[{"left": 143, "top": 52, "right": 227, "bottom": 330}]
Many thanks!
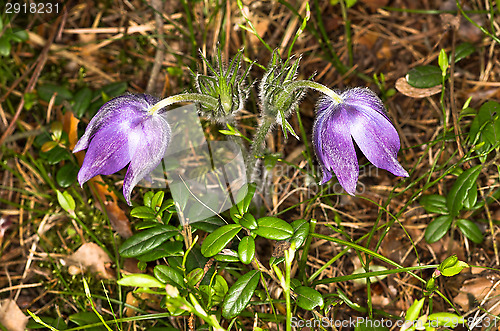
[{"left": 149, "top": 93, "right": 218, "bottom": 115}]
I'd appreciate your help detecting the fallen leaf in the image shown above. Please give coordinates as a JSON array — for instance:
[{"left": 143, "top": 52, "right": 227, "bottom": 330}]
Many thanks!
[
  {"left": 454, "top": 275, "right": 500, "bottom": 316},
  {"left": 66, "top": 243, "right": 115, "bottom": 279},
  {"left": 0, "top": 299, "right": 29, "bottom": 331},
  {"left": 395, "top": 77, "right": 442, "bottom": 98}
]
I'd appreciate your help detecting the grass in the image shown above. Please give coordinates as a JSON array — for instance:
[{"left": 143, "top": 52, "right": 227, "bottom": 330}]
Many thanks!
[{"left": 1, "top": 0, "right": 500, "bottom": 330}]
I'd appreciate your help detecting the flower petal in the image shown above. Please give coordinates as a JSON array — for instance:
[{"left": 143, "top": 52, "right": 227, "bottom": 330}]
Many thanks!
[
  {"left": 347, "top": 103, "right": 409, "bottom": 178},
  {"left": 313, "top": 98, "right": 359, "bottom": 195},
  {"left": 77, "top": 117, "right": 144, "bottom": 185},
  {"left": 122, "top": 114, "right": 171, "bottom": 205},
  {"left": 73, "top": 94, "right": 158, "bottom": 153},
  {"left": 342, "top": 87, "right": 390, "bottom": 121}
]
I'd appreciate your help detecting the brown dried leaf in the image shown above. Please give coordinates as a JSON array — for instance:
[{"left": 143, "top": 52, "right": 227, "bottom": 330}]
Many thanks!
[
  {"left": 0, "top": 299, "right": 29, "bottom": 331},
  {"left": 454, "top": 276, "right": 500, "bottom": 316},
  {"left": 66, "top": 243, "right": 115, "bottom": 279},
  {"left": 395, "top": 77, "right": 442, "bottom": 98}
]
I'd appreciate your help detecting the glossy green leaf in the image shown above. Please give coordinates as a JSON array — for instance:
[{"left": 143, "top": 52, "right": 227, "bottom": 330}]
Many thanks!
[
  {"left": 130, "top": 206, "right": 156, "bottom": 219},
  {"left": 425, "top": 215, "right": 452, "bottom": 243},
  {"left": 143, "top": 191, "right": 154, "bottom": 208},
  {"left": 447, "top": 165, "right": 482, "bottom": 217},
  {"left": 236, "top": 183, "right": 257, "bottom": 214},
  {"left": 41, "top": 146, "right": 71, "bottom": 165},
  {"left": 406, "top": 65, "right": 442, "bottom": 88},
  {"left": 154, "top": 265, "right": 185, "bottom": 288},
  {"left": 200, "top": 224, "right": 242, "bottom": 257},
  {"left": 56, "top": 163, "right": 78, "bottom": 188},
  {"left": 238, "top": 236, "right": 255, "bottom": 264},
  {"left": 253, "top": 217, "right": 294, "bottom": 240},
  {"left": 221, "top": 270, "right": 261, "bottom": 319},
  {"left": 294, "top": 286, "right": 324, "bottom": 310},
  {"left": 290, "top": 219, "right": 309, "bottom": 249},
  {"left": 117, "top": 274, "right": 165, "bottom": 288},
  {"left": 151, "top": 191, "right": 165, "bottom": 211},
  {"left": 453, "top": 42, "right": 475, "bottom": 63},
  {"left": 72, "top": 87, "right": 92, "bottom": 118},
  {"left": 239, "top": 213, "right": 258, "bottom": 230},
  {"left": 136, "top": 241, "right": 183, "bottom": 262},
  {"left": 190, "top": 216, "right": 226, "bottom": 233},
  {"left": 214, "top": 252, "right": 240, "bottom": 263},
  {"left": 38, "top": 84, "right": 73, "bottom": 104},
  {"left": 456, "top": 219, "right": 483, "bottom": 244},
  {"left": 57, "top": 190, "right": 75, "bottom": 214},
  {"left": 186, "top": 268, "right": 204, "bottom": 287},
  {"left": 469, "top": 101, "right": 500, "bottom": 149},
  {"left": 419, "top": 195, "right": 448, "bottom": 214},
  {"left": 405, "top": 298, "right": 425, "bottom": 322},
  {"left": 119, "top": 225, "right": 178, "bottom": 258}
]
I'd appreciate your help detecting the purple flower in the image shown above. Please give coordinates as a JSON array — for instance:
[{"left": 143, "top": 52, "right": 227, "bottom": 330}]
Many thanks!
[
  {"left": 313, "top": 87, "right": 408, "bottom": 195},
  {"left": 73, "top": 94, "right": 171, "bottom": 205}
]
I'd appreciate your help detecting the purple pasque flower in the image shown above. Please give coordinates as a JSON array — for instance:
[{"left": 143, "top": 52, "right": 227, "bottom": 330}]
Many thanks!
[
  {"left": 73, "top": 94, "right": 171, "bottom": 205},
  {"left": 313, "top": 87, "right": 408, "bottom": 195}
]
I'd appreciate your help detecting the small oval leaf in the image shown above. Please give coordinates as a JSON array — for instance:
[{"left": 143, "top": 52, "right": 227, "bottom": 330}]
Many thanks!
[
  {"left": 117, "top": 274, "right": 165, "bottom": 288},
  {"left": 253, "top": 217, "right": 293, "bottom": 240},
  {"left": 221, "top": 270, "right": 261, "bottom": 319},
  {"left": 425, "top": 215, "right": 452, "bottom": 243},
  {"left": 119, "top": 225, "right": 178, "bottom": 258},
  {"left": 456, "top": 219, "right": 483, "bottom": 244},
  {"left": 294, "top": 286, "right": 324, "bottom": 310},
  {"left": 154, "top": 265, "right": 185, "bottom": 288},
  {"left": 406, "top": 65, "right": 442, "bottom": 88},
  {"left": 238, "top": 236, "right": 255, "bottom": 264},
  {"left": 201, "top": 224, "right": 242, "bottom": 257}
]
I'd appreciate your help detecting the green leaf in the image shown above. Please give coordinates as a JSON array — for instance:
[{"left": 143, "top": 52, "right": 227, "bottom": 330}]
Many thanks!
[
  {"left": 119, "top": 225, "right": 179, "bottom": 258},
  {"left": 238, "top": 236, "right": 255, "bottom": 264},
  {"left": 406, "top": 65, "right": 442, "bottom": 88},
  {"left": 239, "top": 213, "right": 258, "bottom": 230},
  {"left": 200, "top": 224, "right": 242, "bottom": 257},
  {"left": 190, "top": 216, "right": 226, "bottom": 233},
  {"left": 294, "top": 286, "right": 324, "bottom": 310},
  {"left": 236, "top": 183, "right": 257, "bottom": 214},
  {"left": 252, "top": 217, "right": 294, "bottom": 240},
  {"left": 117, "top": 274, "right": 165, "bottom": 288},
  {"left": 419, "top": 195, "right": 448, "bottom": 214},
  {"left": 8, "top": 28, "right": 29, "bottom": 42},
  {"left": 38, "top": 84, "right": 73, "bottom": 104},
  {"left": 0, "top": 37, "right": 11, "bottom": 57},
  {"left": 143, "top": 191, "right": 154, "bottom": 208},
  {"left": 154, "top": 265, "right": 185, "bottom": 288},
  {"left": 221, "top": 270, "right": 261, "bottom": 319},
  {"left": 290, "top": 219, "right": 309, "bottom": 249},
  {"left": 56, "top": 163, "right": 78, "bottom": 188},
  {"left": 73, "top": 87, "right": 93, "bottom": 118},
  {"left": 57, "top": 190, "right": 75, "bottom": 214},
  {"left": 447, "top": 165, "right": 482, "bottom": 217},
  {"left": 469, "top": 101, "right": 500, "bottom": 149},
  {"left": 151, "top": 191, "right": 165, "bottom": 211},
  {"left": 453, "top": 42, "right": 475, "bottom": 63},
  {"left": 41, "top": 146, "right": 71, "bottom": 165},
  {"left": 136, "top": 241, "right": 183, "bottom": 262},
  {"left": 427, "top": 313, "right": 465, "bottom": 327},
  {"left": 425, "top": 215, "right": 452, "bottom": 243},
  {"left": 405, "top": 298, "right": 425, "bottom": 322},
  {"left": 130, "top": 206, "right": 156, "bottom": 219},
  {"left": 186, "top": 268, "right": 204, "bottom": 287},
  {"left": 100, "top": 81, "right": 128, "bottom": 98},
  {"left": 456, "top": 219, "right": 483, "bottom": 244}
]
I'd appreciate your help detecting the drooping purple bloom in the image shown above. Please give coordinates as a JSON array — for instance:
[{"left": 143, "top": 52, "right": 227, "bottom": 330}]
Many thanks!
[
  {"left": 313, "top": 87, "right": 408, "bottom": 195},
  {"left": 73, "top": 94, "right": 171, "bottom": 205}
]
